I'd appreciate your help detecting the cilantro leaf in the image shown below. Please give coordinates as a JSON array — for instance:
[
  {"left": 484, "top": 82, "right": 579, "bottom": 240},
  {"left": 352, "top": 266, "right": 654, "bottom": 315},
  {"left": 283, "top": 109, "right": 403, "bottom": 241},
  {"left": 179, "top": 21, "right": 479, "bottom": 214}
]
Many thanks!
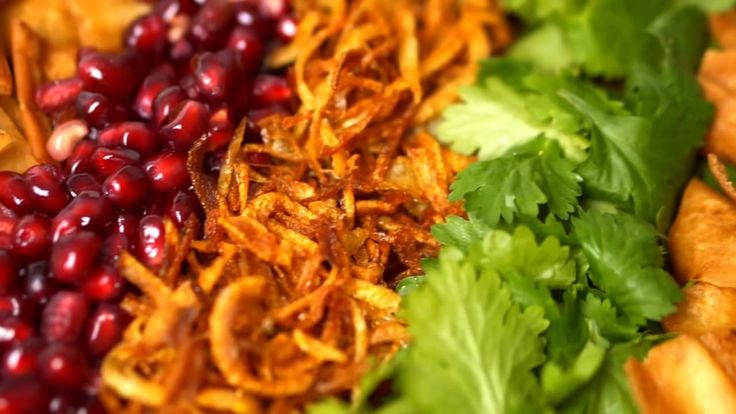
[
  {"left": 431, "top": 216, "right": 489, "bottom": 250},
  {"left": 558, "top": 342, "right": 650, "bottom": 414},
  {"left": 450, "top": 138, "right": 581, "bottom": 228},
  {"left": 397, "top": 246, "right": 550, "bottom": 414},
  {"left": 436, "top": 60, "right": 590, "bottom": 162},
  {"left": 474, "top": 227, "right": 577, "bottom": 288},
  {"left": 572, "top": 211, "right": 681, "bottom": 324},
  {"left": 582, "top": 295, "right": 639, "bottom": 343}
]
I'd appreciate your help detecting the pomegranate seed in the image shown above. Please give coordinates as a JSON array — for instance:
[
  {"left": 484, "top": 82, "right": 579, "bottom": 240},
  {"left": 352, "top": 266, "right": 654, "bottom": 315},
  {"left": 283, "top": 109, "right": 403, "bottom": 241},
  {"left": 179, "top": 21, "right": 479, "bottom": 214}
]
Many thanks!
[
  {"left": 0, "top": 252, "right": 16, "bottom": 294},
  {"left": 25, "top": 262, "right": 58, "bottom": 305},
  {"left": 164, "top": 190, "right": 198, "bottom": 227},
  {"left": 39, "top": 344, "right": 89, "bottom": 389},
  {"left": 143, "top": 152, "right": 188, "bottom": 192},
  {"left": 77, "top": 399, "right": 105, "bottom": 414},
  {"left": 247, "top": 151, "right": 272, "bottom": 166},
  {"left": 102, "top": 165, "right": 150, "bottom": 208},
  {"left": 155, "top": 0, "right": 199, "bottom": 22},
  {"left": 0, "top": 173, "right": 35, "bottom": 215},
  {"left": 126, "top": 14, "right": 168, "bottom": 57},
  {"left": 35, "top": 78, "right": 84, "bottom": 112},
  {"left": 65, "top": 174, "right": 101, "bottom": 198},
  {"left": 179, "top": 74, "right": 200, "bottom": 99},
  {"left": 113, "top": 214, "right": 139, "bottom": 239},
  {"left": 276, "top": 16, "right": 297, "bottom": 43},
  {"left": 97, "top": 122, "right": 158, "bottom": 157},
  {"left": 84, "top": 304, "right": 128, "bottom": 357},
  {"left": 48, "top": 393, "right": 84, "bottom": 414},
  {"left": 0, "top": 295, "right": 35, "bottom": 322},
  {"left": 24, "top": 165, "right": 69, "bottom": 215},
  {"left": 0, "top": 318, "right": 33, "bottom": 350},
  {"left": 133, "top": 73, "right": 173, "bottom": 121},
  {"left": 12, "top": 215, "right": 50, "bottom": 259},
  {"left": 253, "top": 75, "right": 291, "bottom": 105},
  {"left": 0, "top": 377, "right": 51, "bottom": 414},
  {"left": 169, "top": 38, "right": 195, "bottom": 62},
  {"left": 259, "top": 0, "right": 289, "bottom": 18},
  {"left": 52, "top": 192, "right": 113, "bottom": 241},
  {"left": 41, "top": 291, "right": 88, "bottom": 343},
  {"left": 193, "top": 51, "right": 238, "bottom": 102},
  {"left": 159, "top": 100, "right": 209, "bottom": 151},
  {"left": 65, "top": 140, "right": 97, "bottom": 175},
  {"left": 227, "top": 26, "right": 263, "bottom": 74},
  {"left": 90, "top": 146, "right": 141, "bottom": 178},
  {"left": 82, "top": 265, "right": 124, "bottom": 303},
  {"left": 99, "top": 233, "right": 131, "bottom": 264},
  {"left": 1, "top": 338, "right": 42, "bottom": 377},
  {"left": 152, "top": 86, "right": 186, "bottom": 127},
  {"left": 76, "top": 92, "right": 126, "bottom": 128},
  {"left": 0, "top": 219, "right": 14, "bottom": 252},
  {"left": 47, "top": 120, "right": 90, "bottom": 163},
  {"left": 188, "top": 0, "right": 235, "bottom": 49},
  {"left": 77, "top": 52, "right": 140, "bottom": 99},
  {"left": 50, "top": 232, "right": 101, "bottom": 284},
  {"left": 137, "top": 215, "right": 165, "bottom": 271}
]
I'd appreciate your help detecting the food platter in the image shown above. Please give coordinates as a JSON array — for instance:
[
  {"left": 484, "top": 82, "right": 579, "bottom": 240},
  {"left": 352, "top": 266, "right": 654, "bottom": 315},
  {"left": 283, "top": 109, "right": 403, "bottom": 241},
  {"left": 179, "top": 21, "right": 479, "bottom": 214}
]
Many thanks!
[{"left": 0, "top": 1, "right": 733, "bottom": 413}]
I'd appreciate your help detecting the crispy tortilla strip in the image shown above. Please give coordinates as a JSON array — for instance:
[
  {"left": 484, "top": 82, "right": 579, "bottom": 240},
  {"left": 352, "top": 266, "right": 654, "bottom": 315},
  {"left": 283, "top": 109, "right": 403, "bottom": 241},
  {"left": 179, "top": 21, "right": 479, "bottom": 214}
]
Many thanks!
[
  {"left": 66, "top": 0, "right": 151, "bottom": 52},
  {"left": 664, "top": 282, "right": 736, "bottom": 335},
  {"left": 628, "top": 334, "right": 736, "bottom": 414},
  {"left": 669, "top": 179, "right": 736, "bottom": 287},
  {"left": 710, "top": 11, "right": 736, "bottom": 50},
  {"left": 700, "top": 50, "right": 736, "bottom": 163}
]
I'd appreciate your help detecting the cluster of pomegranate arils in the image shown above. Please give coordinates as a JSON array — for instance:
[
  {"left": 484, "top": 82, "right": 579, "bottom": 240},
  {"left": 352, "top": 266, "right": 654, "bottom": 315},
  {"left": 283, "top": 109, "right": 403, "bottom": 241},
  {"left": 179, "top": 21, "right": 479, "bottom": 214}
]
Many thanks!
[{"left": 0, "top": 0, "right": 295, "bottom": 412}]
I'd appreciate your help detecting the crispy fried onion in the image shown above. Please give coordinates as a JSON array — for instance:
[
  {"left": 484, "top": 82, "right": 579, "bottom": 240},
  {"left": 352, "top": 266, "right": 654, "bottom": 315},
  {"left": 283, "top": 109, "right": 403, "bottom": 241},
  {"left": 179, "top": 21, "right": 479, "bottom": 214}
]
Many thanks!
[{"left": 102, "top": 0, "right": 509, "bottom": 412}]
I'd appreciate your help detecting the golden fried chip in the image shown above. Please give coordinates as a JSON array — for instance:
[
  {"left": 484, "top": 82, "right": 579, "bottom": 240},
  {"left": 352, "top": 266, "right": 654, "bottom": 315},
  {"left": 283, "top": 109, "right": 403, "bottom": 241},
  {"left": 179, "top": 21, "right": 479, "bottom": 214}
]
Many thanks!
[
  {"left": 625, "top": 358, "right": 679, "bottom": 414},
  {"left": 700, "top": 50, "right": 736, "bottom": 163},
  {"left": 0, "top": 106, "right": 35, "bottom": 172},
  {"left": 664, "top": 282, "right": 736, "bottom": 335},
  {"left": 669, "top": 179, "right": 736, "bottom": 287},
  {"left": 711, "top": 11, "right": 736, "bottom": 50},
  {"left": 627, "top": 334, "right": 736, "bottom": 414},
  {"left": 66, "top": 0, "right": 151, "bottom": 52}
]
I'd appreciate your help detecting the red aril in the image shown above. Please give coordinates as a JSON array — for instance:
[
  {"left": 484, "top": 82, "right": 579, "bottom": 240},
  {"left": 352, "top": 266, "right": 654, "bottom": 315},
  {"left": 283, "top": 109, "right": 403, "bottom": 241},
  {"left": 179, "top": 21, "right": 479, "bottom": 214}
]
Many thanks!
[
  {"left": 276, "top": 16, "right": 297, "bottom": 43},
  {"left": 0, "top": 377, "right": 51, "bottom": 414},
  {"left": 65, "top": 174, "right": 101, "bottom": 198},
  {"left": 102, "top": 166, "right": 150, "bottom": 208},
  {"left": 0, "top": 251, "right": 16, "bottom": 294},
  {"left": 84, "top": 304, "right": 128, "bottom": 357},
  {"left": 25, "top": 262, "right": 58, "bottom": 306},
  {"left": 65, "top": 140, "right": 97, "bottom": 175},
  {"left": 152, "top": 86, "right": 186, "bottom": 127},
  {"left": 99, "top": 233, "right": 131, "bottom": 264},
  {"left": 0, "top": 218, "right": 14, "bottom": 251},
  {"left": 133, "top": 73, "right": 173, "bottom": 121},
  {"left": 76, "top": 92, "right": 126, "bottom": 129},
  {"left": 193, "top": 51, "right": 238, "bottom": 102},
  {"left": 169, "top": 38, "right": 195, "bottom": 63},
  {"left": 97, "top": 122, "right": 158, "bottom": 157},
  {"left": 137, "top": 215, "right": 165, "bottom": 271},
  {"left": 0, "top": 318, "right": 33, "bottom": 350},
  {"left": 77, "top": 52, "right": 141, "bottom": 100},
  {"left": 188, "top": 0, "right": 235, "bottom": 50},
  {"left": 259, "top": 0, "right": 289, "bottom": 18},
  {"left": 0, "top": 295, "right": 35, "bottom": 322},
  {"left": 125, "top": 14, "right": 168, "bottom": 57},
  {"left": 227, "top": 26, "right": 263, "bottom": 74},
  {"left": 41, "top": 291, "right": 88, "bottom": 343},
  {"left": 143, "top": 152, "right": 188, "bottom": 192},
  {"left": 164, "top": 190, "right": 198, "bottom": 227},
  {"left": 159, "top": 100, "right": 209, "bottom": 151},
  {"left": 35, "top": 78, "right": 84, "bottom": 113},
  {"left": 49, "top": 232, "right": 101, "bottom": 283},
  {"left": 24, "top": 165, "right": 69, "bottom": 215},
  {"left": 0, "top": 173, "right": 35, "bottom": 215},
  {"left": 155, "top": 0, "right": 199, "bottom": 22},
  {"left": 39, "top": 344, "right": 89, "bottom": 389},
  {"left": 90, "top": 147, "right": 141, "bottom": 177},
  {"left": 51, "top": 192, "right": 113, "bottom": 241},
  {"left": 253, "top": 75, "right": 291, "bottom": 105},
  {"left": 113, "top": 214, "right": 139, "bottom": 239},
  {"left": 12, "top": 215, "right": 50, "bottom": 260},
  {"left": 82, "top": 265, "right": 124, "bottom": 302},
  {"left": 1, "top": 338, "right": 43, "bottom": 378}
]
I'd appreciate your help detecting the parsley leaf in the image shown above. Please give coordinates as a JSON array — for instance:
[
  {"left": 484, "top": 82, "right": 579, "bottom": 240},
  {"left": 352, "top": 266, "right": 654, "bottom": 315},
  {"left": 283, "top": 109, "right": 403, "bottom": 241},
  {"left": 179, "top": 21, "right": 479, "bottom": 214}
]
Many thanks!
[
  {"left": 450, "top": 138, "right": 581, "bottom": 227},
  {"left": 396, "top": 245, "right": 550, "bottom": 414},
  {"left": 572, "top": 211, "right": 681, "bottom": 324},
  {"left": 431, "top": 215, "right": 489, "bottom": 250}
]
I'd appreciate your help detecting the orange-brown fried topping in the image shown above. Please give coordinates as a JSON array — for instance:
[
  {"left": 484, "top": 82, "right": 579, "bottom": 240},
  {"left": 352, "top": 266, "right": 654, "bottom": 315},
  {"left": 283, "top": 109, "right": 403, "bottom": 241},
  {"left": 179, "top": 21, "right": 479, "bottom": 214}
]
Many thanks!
[{"left": 101, "top": 0, "right": 510, "bottom": 412}]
